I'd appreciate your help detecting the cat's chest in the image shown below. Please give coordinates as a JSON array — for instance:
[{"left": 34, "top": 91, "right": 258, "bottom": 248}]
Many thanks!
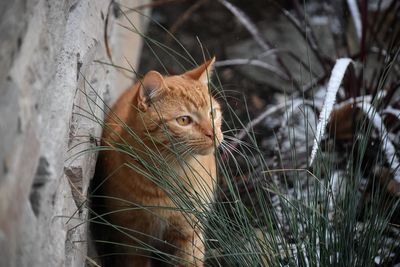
[{"left": 171, "top": 155, "right": 217, "bottom": 203}]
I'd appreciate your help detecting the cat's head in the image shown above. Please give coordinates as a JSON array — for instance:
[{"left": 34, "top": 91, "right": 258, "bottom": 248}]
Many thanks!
[{"left": 135, "top": 57, "right": 223, "bottom": 156}]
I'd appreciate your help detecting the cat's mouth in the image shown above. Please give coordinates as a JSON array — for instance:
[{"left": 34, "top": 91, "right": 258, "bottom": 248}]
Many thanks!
[
  {"left": 189, "top": 137, "right": 222, "bottom": 155},
  {"left": 168, "top": 135, "right": 222, "bottom": 156}
]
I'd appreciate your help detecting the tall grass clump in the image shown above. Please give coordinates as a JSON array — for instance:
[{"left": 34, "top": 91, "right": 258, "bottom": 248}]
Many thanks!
[{"left": 70, "top": 1, "right": 400, "bottom": 266}]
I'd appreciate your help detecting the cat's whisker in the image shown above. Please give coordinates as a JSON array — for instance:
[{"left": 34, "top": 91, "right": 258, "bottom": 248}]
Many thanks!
[
  {"left": 220, "top": 140, "right": 247, "bottom": 158},
  {"left": 222, "top": 129, "right": 243, "bottom": 134},
  {"left": 219, "top": 142, "right": 239, "bottom": 162},
  {"left": 223, "top": 143, "right": 249, "bottom": 159},
  {"left": 212, "top": 88, "right": 243, "bottom": 97},
  {"left": 219, "top": 142, "right": 233, "bottom": 156},
  {"left": 213, "top": 95, "right": 241, "bottom": 102},
  {"left": 220, "top": 144, "right": 249, "bottom": 164},
  {"left": 223, "top": 135, "right": 256, "bottom": 149}
]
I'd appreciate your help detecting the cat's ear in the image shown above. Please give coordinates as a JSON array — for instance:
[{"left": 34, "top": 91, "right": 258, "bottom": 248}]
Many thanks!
[
  {"left": 137, "top": 70, "right": 165, "bottom": 111},
  {"left": 184, "top": 57, "right": 215, "bottom": 85}
]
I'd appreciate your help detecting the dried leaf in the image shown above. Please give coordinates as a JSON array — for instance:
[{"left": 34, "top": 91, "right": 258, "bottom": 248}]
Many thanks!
[
  {"left": 357, "top": 101, "right": 400, "bottom": 183},
  {"left": 328, "top": 103, "right": 357, "bottom": 140}
]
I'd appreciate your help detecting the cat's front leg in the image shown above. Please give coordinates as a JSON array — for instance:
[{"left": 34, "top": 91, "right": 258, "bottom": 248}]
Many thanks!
[{"left": 163, "top": 217, "right": 205, "bottom": 267}]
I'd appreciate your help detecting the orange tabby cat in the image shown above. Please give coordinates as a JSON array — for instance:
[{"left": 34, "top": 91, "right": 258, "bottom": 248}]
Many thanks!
[{"left": 92, "top": 58, "right": 222, "bottom": 267}]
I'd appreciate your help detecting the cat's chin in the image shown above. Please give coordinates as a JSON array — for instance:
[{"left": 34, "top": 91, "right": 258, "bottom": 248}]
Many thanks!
[{"left": 196, "top": 147, "right": 215, "bottom": 156}]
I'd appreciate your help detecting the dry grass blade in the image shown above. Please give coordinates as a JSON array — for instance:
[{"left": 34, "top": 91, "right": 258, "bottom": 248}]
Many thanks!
[
  {"left": 218, "top": 0, "right": 270, "bottom": 51},
  {"left": 346, "top": 0, "right": 362, "bottom": 41},
  {"left": 168, "top": 0, "right": 208, "bottom": 36},
  {"left": 268, "top": 0, "right": 334, "bottom": 74},
  {"left": 234, "top": 99, "right": 305, "bottom": 143},
  {"left": 218, "top": 0, "right": 301, "bottom": 92},
  {"left": 310, "top": 58, "right": 353, "bottom": 165},
  {"left": 215, "top": 58, "right": 289, "bottom": 81}
]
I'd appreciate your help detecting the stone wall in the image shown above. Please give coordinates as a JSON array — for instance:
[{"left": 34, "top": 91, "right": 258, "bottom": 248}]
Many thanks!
[{"left": 0, "top": 1, "right": 148, "bottom": 266}]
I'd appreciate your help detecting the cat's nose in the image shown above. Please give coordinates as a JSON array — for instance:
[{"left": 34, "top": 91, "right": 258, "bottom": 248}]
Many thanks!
[{"left": 204, "top": 129, "right": 214, "bottom": 140}]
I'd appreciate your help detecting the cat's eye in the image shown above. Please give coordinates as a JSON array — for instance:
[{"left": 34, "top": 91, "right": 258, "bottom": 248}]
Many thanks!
[{"left": 176, "top": 116, "right": 193, "bottom": 126}]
